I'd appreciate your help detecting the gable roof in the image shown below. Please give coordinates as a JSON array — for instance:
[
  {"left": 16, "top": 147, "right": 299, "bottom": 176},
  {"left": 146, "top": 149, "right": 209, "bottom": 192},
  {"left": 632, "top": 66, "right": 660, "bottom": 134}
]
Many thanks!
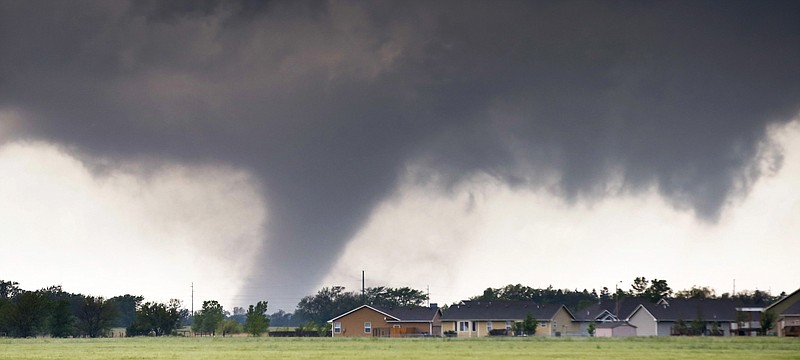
[
  {"left": 327, "top": 304, "right": 440, "bottom": 323},
  {"left": 572, "top": 300, "right": 644, "bottom": 322},
  {"left": 765, "top": 287, "right": 800, "bottom": 316},
  {"left": 634, "top": 298, "right": 737, "bottom": 322},
  {"left": 441, "top": 300, "right": 574, "bottom": 321}
]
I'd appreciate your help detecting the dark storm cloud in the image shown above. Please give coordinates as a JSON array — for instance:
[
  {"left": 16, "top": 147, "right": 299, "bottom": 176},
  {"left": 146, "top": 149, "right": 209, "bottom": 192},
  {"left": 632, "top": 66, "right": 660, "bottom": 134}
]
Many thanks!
[{"left": 2, "top": 1, "right": 799, "bottom": 308}]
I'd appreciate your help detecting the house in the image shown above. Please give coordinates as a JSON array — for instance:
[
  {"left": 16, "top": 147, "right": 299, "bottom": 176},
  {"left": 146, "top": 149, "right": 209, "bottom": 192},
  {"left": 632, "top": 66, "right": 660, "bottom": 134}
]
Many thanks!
[
  {"left": 628, "top": 298, "right": 737, "bottom": 336},
  {"left": 571, "top": 300, "right": 642, "bottom": 336},
  {"left": 595, "top": 322, "right": 637, "bottom": 337},
  {"left": 764, "top": 288, "right": 800, "bottom": 337},
  {"left": 327, "top": 304, "right": 442, "bottom": 338},
  {"left": 440, "top": 300, "right": 578, "bottom": 337},
  {"left": 731, "top": 306, "right": 763, "bottom": 336}
]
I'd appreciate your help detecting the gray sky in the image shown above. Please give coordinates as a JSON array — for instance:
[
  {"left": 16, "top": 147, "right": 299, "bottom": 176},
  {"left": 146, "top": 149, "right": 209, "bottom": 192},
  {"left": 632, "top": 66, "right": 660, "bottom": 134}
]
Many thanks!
[{"left": 1, "top": 1, "right": 799, "bottom": 311}]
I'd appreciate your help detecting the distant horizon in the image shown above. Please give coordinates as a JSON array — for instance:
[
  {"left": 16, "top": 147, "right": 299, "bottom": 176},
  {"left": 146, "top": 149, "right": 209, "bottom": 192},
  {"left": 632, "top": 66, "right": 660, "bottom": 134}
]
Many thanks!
[{"left": 3, "top": 276, "right": 793, "bottom": 313}]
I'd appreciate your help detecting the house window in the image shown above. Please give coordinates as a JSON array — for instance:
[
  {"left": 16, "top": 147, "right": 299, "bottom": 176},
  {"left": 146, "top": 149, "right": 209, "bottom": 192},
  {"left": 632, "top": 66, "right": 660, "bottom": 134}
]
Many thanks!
[
  {"left": 364, "top": 322, "right": 372, "bottom": 334},
  {"left": 487, "top": 321, "right": 493, "bottom": 331},
  {"left": 333, "top": 322, "right": 341, "bottom": 334},
  {"left": 472, "top": 321, "right": 477, "bottom": 332},
  {"left": 459, "top": 321, "right": 470, "bottom": 332}
]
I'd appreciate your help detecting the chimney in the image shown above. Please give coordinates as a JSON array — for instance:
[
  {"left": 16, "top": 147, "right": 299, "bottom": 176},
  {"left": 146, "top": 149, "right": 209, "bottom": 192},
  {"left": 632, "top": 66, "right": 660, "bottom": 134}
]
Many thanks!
[{"left": 430, "top": 303, "right": 438, "bottom": 309}]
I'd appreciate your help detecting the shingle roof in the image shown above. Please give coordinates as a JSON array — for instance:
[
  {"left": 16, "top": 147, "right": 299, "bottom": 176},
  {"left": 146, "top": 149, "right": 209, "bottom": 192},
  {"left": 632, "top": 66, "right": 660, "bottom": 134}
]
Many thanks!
[
  {"left": 640, "top": 298, "right": 737, "bottom": 322},
  {"left": 441, "top": 300, "right": 573, "bottom": 321},
  {"left": 571, "top": 299, "right": 644, "bottom": 321},
  {"left": 372, "top": 305, "right": 440, "bottom": 322},
  {"left": 781, "top": 300, "right": 800, "bottom": 315}
]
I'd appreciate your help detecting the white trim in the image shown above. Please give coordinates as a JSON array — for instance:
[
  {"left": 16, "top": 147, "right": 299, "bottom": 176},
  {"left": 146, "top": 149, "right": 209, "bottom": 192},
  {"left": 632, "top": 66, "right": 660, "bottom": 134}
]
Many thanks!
[
  {"left": 328, "top": 304, "right": 400, "bottom": 323},
  {"left": 765, "top": 288, "right": 800, "bottom": 313}
]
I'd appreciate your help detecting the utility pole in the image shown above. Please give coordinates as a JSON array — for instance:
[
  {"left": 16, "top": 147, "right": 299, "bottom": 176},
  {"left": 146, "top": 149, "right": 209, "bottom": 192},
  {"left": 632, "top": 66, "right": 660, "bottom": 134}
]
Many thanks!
[
  {"left": 191, "top": 282, "right": 194, "bottom": 318},
  {"left": 427, "top": 285, "right": 430, "bottom": 307},
  {"left": 361, "top": 270, "right": 365, "bottom": 303}
]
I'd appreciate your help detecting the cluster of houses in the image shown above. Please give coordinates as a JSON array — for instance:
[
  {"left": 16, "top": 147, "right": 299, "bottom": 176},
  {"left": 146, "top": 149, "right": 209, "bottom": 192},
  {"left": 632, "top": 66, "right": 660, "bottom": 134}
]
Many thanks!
[{"left": 327, "top": 287, "right": 800, "bottom": 338}]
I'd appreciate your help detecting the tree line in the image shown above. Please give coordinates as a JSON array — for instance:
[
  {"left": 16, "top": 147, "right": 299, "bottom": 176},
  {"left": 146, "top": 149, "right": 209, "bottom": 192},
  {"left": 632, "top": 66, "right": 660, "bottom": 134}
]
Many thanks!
[
  {"left": 0, "top": 277, "right": 783, "bottom": 337},
  {"left": 470, "top": 277, "right": 782, "bottom": 309},
  {"left": 0, "top": 280, "right": 270, "bottom": 338}
]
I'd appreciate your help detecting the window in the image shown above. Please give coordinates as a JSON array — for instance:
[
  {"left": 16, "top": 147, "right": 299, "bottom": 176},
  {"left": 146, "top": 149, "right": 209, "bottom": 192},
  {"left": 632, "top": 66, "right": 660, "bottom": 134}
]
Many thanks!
[
  {"left": 459, "top": 321, "right": 470, "bottom": 332},
  {"left": 472, "top": 321, "right": 477, "bottom": 332},
  {"left": 487, "top": 321, "right": 493, "bottom": 331},
  {"left": 333, "top": 322, "right": 341, "bottom": 334},
  {"left": 364, "top": 322, "right": 372, "bottom": 334}
]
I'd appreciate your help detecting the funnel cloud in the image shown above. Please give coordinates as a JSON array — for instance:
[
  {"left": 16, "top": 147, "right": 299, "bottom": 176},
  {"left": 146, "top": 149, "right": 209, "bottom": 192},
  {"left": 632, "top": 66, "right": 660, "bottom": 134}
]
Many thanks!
[{"left": 2, "top": 1, "right": 799, "bottom": 309}]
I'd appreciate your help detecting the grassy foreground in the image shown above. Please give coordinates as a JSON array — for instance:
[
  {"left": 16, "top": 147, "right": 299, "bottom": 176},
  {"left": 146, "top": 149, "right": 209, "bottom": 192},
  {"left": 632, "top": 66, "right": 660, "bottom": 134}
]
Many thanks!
[{"left": 0, "top": 336, "right": 798, "bottom": 359}]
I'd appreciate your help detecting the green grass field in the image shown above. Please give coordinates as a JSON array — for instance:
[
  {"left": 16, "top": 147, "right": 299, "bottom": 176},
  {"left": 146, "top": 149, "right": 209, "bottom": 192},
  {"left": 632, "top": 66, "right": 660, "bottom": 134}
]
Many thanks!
[{"left": 0, "top": 336, "right": 798, "bottom": 359}]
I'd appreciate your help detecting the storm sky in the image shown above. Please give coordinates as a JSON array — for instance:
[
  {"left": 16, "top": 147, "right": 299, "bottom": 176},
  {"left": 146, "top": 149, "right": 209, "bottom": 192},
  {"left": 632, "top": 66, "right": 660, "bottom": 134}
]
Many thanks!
[{"left": 1, "top": 1, "right": 799, "bottom": 311}]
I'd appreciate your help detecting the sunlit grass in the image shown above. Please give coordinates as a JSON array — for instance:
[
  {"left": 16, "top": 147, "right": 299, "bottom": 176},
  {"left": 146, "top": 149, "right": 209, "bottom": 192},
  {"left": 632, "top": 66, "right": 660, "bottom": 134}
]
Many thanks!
[{"left": 0, "top": 336, "right": 797, "bottom": 359}]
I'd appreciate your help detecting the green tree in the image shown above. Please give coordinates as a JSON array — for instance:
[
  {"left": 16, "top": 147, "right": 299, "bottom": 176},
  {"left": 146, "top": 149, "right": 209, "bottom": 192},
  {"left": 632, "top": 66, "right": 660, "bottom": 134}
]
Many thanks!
[
  {"left": 244, "top": 301, "right": 270, "bottom": 336},
  {"left": 689, "top": 307, "right": 706, "bottom": 335},
  {"left": 75, "top": 296, "right": 117, "bottom": 338},
  {"left": 675, "top": 286, "right": 715, "bottom": 299},
  {"left": 363, "top": 286, "right": 429, "bottom": 308},
  {"left": 522, "top": 312, "right": 538, "bottom": 336},
  {"left": 195, "top": 300, "right": 224, "bottom": 336},
  {"left": 0, "top": 280, "right": 20, "bottom": 300},
  {"left": 49, "top": 299, "right": 75, "bottom": 337},
  {"left": 760, "top": 310, "right": 776, "bottom": 335},
  {"left": 108, "top": 295, "right": 144, "bottom": 328},
  {"left": 6, "top": 291, "right": 50, "bottom": 337},
  {"left": 219, "top": 319, "right": 241, "bottom": 336},
  {"left": 37, "top": 285, "right": 77, "bottom": 338},
  {"left": 295, "top": 286, "right": 360, "bottom": 326},
  {"left": 630, "top": 277, "right": 648, "bottom": 297},
  {"left": 587, "top": 321, "right": 596, "bottom": 337},
  {"left": 644, "top": 279, "right": 672, "bottom": 303},
  {"left": 129, "top": 299, "right": 183, "bottom": 336},
  {"left": 673, "top": 319, "right": 688, "bottom": 335}
]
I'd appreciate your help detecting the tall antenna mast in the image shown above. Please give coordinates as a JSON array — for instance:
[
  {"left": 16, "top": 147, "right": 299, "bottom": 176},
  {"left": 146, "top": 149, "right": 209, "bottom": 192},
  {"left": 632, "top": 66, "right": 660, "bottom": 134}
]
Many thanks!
[
  {"left": 361, "top": 270, "right": 365, "bottom": 303},
  {"left": 191, "top": 282, "right": 194, "bottom": 317}
]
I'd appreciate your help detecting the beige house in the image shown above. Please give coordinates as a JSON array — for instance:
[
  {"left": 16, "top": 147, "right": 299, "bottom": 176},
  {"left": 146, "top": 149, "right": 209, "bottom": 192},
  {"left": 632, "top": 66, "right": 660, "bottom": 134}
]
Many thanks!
[
  {"left": 764, "top": 288, "right": 800, "bottom": 337},
  {"left": 440, "top": 300, "right": 578, "bottom": 337},
  {"left": 327, "top": 304, "right": 442, "bottom": 338}
]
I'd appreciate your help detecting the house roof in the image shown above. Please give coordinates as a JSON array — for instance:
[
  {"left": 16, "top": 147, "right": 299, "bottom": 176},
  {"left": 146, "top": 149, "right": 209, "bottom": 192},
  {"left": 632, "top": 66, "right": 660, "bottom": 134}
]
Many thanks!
[
  {"left": 635, "top": 298, "right": 737, "bottom": 322},
  {"left": 372, "top": 305, "right": 441, "bottom": 322},
  {"left": 595, "top": 321, "right": 636, "bottom": 329},
  {"left": 765, "top": 287, "right": 800, "bottom": 315},
  {"left": 781, "top": 300, "right": 800, "bottom": 316},
  {"left": 441, "top": 300, "right": 574, "bottom": 321},
  {"left": 571, "top": 300, "right": 643, "bottom": 321},
  {"left": 327, "top": 304, "right": 440, "bottom": 323}
]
